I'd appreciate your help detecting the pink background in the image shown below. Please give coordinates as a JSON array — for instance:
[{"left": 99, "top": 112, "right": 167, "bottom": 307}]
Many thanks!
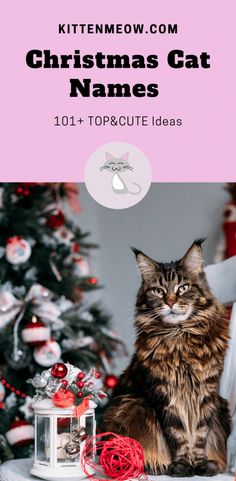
[{"left": 1, "top": 0, "right": 235, "bottom": 182}]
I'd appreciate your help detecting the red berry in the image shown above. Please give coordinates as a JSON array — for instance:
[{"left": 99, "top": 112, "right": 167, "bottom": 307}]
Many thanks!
[
  {"left": 77, "top": 391, "right": 83, "bottom": 398},
  {"left": 16, "top": 390, "right": 20, "bottom": 395},
  {"left": 1, "top": 380, "right": 6, "bottom": 385},
  {"left": 6, "top": 383, "right": 10, "bottom": 389},
  {"left": 21, "top": 393, "right": 26, "bottom": 398},
  {"left": 95, "top": 371, "right": 101, "bottom": 379},
  {"left": 77, "top": 372, "right": 85, "bottom": 380},
  {"left": 11, "top": 387, "right": 15, "bottom": 392},
  {"left": 76, "top": 381, "right": 84, "bottom": 389},
  {"left": 61, "top": 379, "right": 68, "bottom": 387}
]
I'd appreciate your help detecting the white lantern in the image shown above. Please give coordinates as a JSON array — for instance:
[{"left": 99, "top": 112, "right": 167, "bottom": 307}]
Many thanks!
[{"left": 31, "top": 397, "right": 96, "bottom": 480}]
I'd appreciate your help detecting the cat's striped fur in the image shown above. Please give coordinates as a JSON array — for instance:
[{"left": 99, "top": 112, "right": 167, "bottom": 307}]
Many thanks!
[{"left": 105, "top": 241, "right": 231, "bottom": 477}]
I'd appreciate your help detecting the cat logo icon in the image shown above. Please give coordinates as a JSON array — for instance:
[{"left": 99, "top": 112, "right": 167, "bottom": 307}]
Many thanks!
[
  {"left": 85, "top": 142, "right": 152, "bottom": 209},
  {"left": 100, "top": 152, "right": 142, "bottom": 196}
]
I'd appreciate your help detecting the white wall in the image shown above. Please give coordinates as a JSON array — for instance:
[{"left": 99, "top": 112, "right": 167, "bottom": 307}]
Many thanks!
[{"left": 76, "top": 183, "right": 228, "bottom": 373}]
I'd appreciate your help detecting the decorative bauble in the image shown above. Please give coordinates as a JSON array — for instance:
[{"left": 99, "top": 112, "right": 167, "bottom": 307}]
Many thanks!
[
  {"left": 64, "top": 440, "right": 80, "bottom": 459},
  {"left": 51, "top": 363, "right": 68, "bottom": 379},
  {"left": 73, "top": 255, "right": 90, "bottom": 277},
  {"left": 21, "top": 317, "right": 50, "bottom": 346},
  {"left": 6, "top": 237, "right": 31, "bottom": 265},
  {"left": 77, "top": 372, "right": 85, "bottom": 380},
  {"left": 33, "top": 340, "right": 61, "bottom": 367},
  {"left": 104, "top": 374, "right": 118, "bottom": 389},
  {"left": 57, "top": 417, "right": 70, "bottom": 429},
  {"left": 0, "top": 382, "right": 6, "bottom": 402},
  {"left": 86, "top": 277, "right": 98, "bottom": 286},
  {"left": 47, "top": 210, "right": 65, "bottom": 229},
  {"left": 5, "top": 420, "right": 34, "bottom": 446},
  {"left": 15, "top": 185, "right": 30, "bottom": 197},
  {"left": 30, "top": 372, "right": 48, "bottom": 389},
  {"left": 5, "top": 343, "right": 31, "bottom": 370}
]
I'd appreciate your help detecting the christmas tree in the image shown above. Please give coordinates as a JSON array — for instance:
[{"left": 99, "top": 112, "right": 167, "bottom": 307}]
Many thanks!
[{"left": 0, "top": 183, "right": 124, "bottom": 462}]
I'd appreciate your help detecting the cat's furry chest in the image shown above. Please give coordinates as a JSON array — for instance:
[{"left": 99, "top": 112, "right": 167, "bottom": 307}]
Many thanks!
[{"left": 139, "top": 332, "right": 221, "bottom": 387}]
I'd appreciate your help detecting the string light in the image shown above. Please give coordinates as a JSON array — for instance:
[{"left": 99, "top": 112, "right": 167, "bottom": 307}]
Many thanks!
[{"left": 0, "top": 374, "right": 26, "bottom": 398}]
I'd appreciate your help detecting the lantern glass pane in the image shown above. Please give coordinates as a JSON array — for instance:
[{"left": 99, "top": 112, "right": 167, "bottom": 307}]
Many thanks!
[
  {"left": 85, "top": 414, "right": 94, "bottom": 437},
  {"left": 36, "top": 416, "right": 50, "bottom": 463},
  {"left": 56, "top": 417, "right": 80, "bottom": 464}
]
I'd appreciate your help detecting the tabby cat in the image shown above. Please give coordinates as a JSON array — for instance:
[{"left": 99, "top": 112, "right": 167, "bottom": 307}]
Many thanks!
[{"left": 105, "top": 240, "right": 231, "bottom": 477}]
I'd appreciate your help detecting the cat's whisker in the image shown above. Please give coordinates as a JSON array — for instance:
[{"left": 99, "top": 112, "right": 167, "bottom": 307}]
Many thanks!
[
  {"left": 123, "top": 166, "right": 134, "bottom": 171},
  {"left": 100, "top": 166, "right": 110, "bottom": 171}
]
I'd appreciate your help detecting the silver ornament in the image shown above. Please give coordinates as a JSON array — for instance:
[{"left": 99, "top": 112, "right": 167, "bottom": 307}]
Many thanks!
[
  {"left": 31, "top": 373, "right": 48, "bottom": 389},
  {"left": 71, "top": 427, "right": 87, "bottom": 443},
  {"left": 6, "top": 345, "right": 31, "bottom": 370},
  {"left": 64, "top": 441, "right": 80, "bottom": 459}
]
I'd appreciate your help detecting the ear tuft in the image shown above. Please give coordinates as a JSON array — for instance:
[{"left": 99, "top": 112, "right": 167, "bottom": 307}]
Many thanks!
[
  {"left": 181, "top": 240, "right": 205, "bottom": 273},
  {"left": 130, "top": 246, "right": 140, "bottom": 256}
]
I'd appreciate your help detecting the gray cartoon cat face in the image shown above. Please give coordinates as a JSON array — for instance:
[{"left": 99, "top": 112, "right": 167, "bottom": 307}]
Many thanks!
[{"left": 100, "top": 152, "right": 134, "bottom": 173}]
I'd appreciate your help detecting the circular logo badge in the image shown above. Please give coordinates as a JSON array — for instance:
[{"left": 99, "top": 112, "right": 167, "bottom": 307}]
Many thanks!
[{"left": 84, "top": 142, "right": 152, "bottom": 209}]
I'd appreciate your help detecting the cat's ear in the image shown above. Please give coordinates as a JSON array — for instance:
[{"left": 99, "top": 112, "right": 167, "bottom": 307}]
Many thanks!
[
  {"left": 120, "top": 152, "right": 129, "bottom": 162},
  {"left": 106, "top": 152, "right": 114, "bottom": 161},
  {"left": 180, "top": 239, "right": 205, "bottom": 273},
  {"left": 131, "top": 247, "right": 158, "bottom": 281}
]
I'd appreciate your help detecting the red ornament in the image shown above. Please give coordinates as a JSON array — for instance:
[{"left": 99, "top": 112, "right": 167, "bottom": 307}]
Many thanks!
[
  {"left": 73, "top": 243, "right": 79, "bottom": 253},
  {"left": 57, "top": 417, "right": 71, "bottom": 428},
  {"left": 77, "top": 372, "right": 85, "bottom": 380},
  {"left": 52, "top": 388, "right": 74, "bottom": 408},
  {"left": 104, "top": 374, "right": 118, "bottom": 389},
  {"left": 95, "top": 371, "right": 101, "bottom": 379},
  {"left": 15, "top": 185, "right": 30, "bottom": 197},
  {"left": 21, "top": 318, "right": 50, "bottom": 346},
  {"left": 47, "top": 210, "right": 65, "bottom": 229},
  {"left": 81, "top": 432, "right": 145, "bottom": 481},
  {"left": 88, "top": 277, "right": 98, "bottom": 285},
  {"left": 77, "top": 391, "right": 83, "bottom": 398},
  {"left": 76, "top": 381, "right": 85, "bottom": 389},
  {"left": 51, "top": 362, "right": 68, "bottom": 379},
  {"left": 5, "top": 420, "right": 34, "bottom": 447}
]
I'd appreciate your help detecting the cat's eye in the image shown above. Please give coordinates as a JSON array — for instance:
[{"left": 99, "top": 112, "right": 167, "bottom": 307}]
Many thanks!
[
  {"left": 109, "top": 162, "right": 115, "bottom": 165},
  {"left": 178, "top": 284, "right": 189, "bottom": 295},
  {"left": 152, "top": 288, "right": 164, "bottom": 298}
]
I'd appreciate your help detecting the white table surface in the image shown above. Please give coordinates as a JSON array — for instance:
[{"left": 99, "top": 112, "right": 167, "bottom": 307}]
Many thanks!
[{"left": 0, "top": 459, "right": 234, "bottom": 481}]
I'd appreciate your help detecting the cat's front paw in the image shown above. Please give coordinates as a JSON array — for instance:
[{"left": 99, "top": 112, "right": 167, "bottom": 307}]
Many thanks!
[
  {"left": 195, "top": 460, "right": 220, "bottom": 476},
  {"left": 168, "top": 460, "right": 195, "bottom": 477}
]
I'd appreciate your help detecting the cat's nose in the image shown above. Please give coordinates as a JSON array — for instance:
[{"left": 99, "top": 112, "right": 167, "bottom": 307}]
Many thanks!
[{"left": 165, "top": 294, "right": 176, "bottom": 308}]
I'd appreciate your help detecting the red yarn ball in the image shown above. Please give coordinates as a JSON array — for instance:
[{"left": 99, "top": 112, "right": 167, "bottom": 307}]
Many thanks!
[
  {"left": 104, "top": 374, "right": 118, "bottom": 389},
  {"left": 51, "top": 362, "right": 68, "bottom": 379},
  {"left": 81, "top": 432, "right": 146, "bottom": 481}
]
